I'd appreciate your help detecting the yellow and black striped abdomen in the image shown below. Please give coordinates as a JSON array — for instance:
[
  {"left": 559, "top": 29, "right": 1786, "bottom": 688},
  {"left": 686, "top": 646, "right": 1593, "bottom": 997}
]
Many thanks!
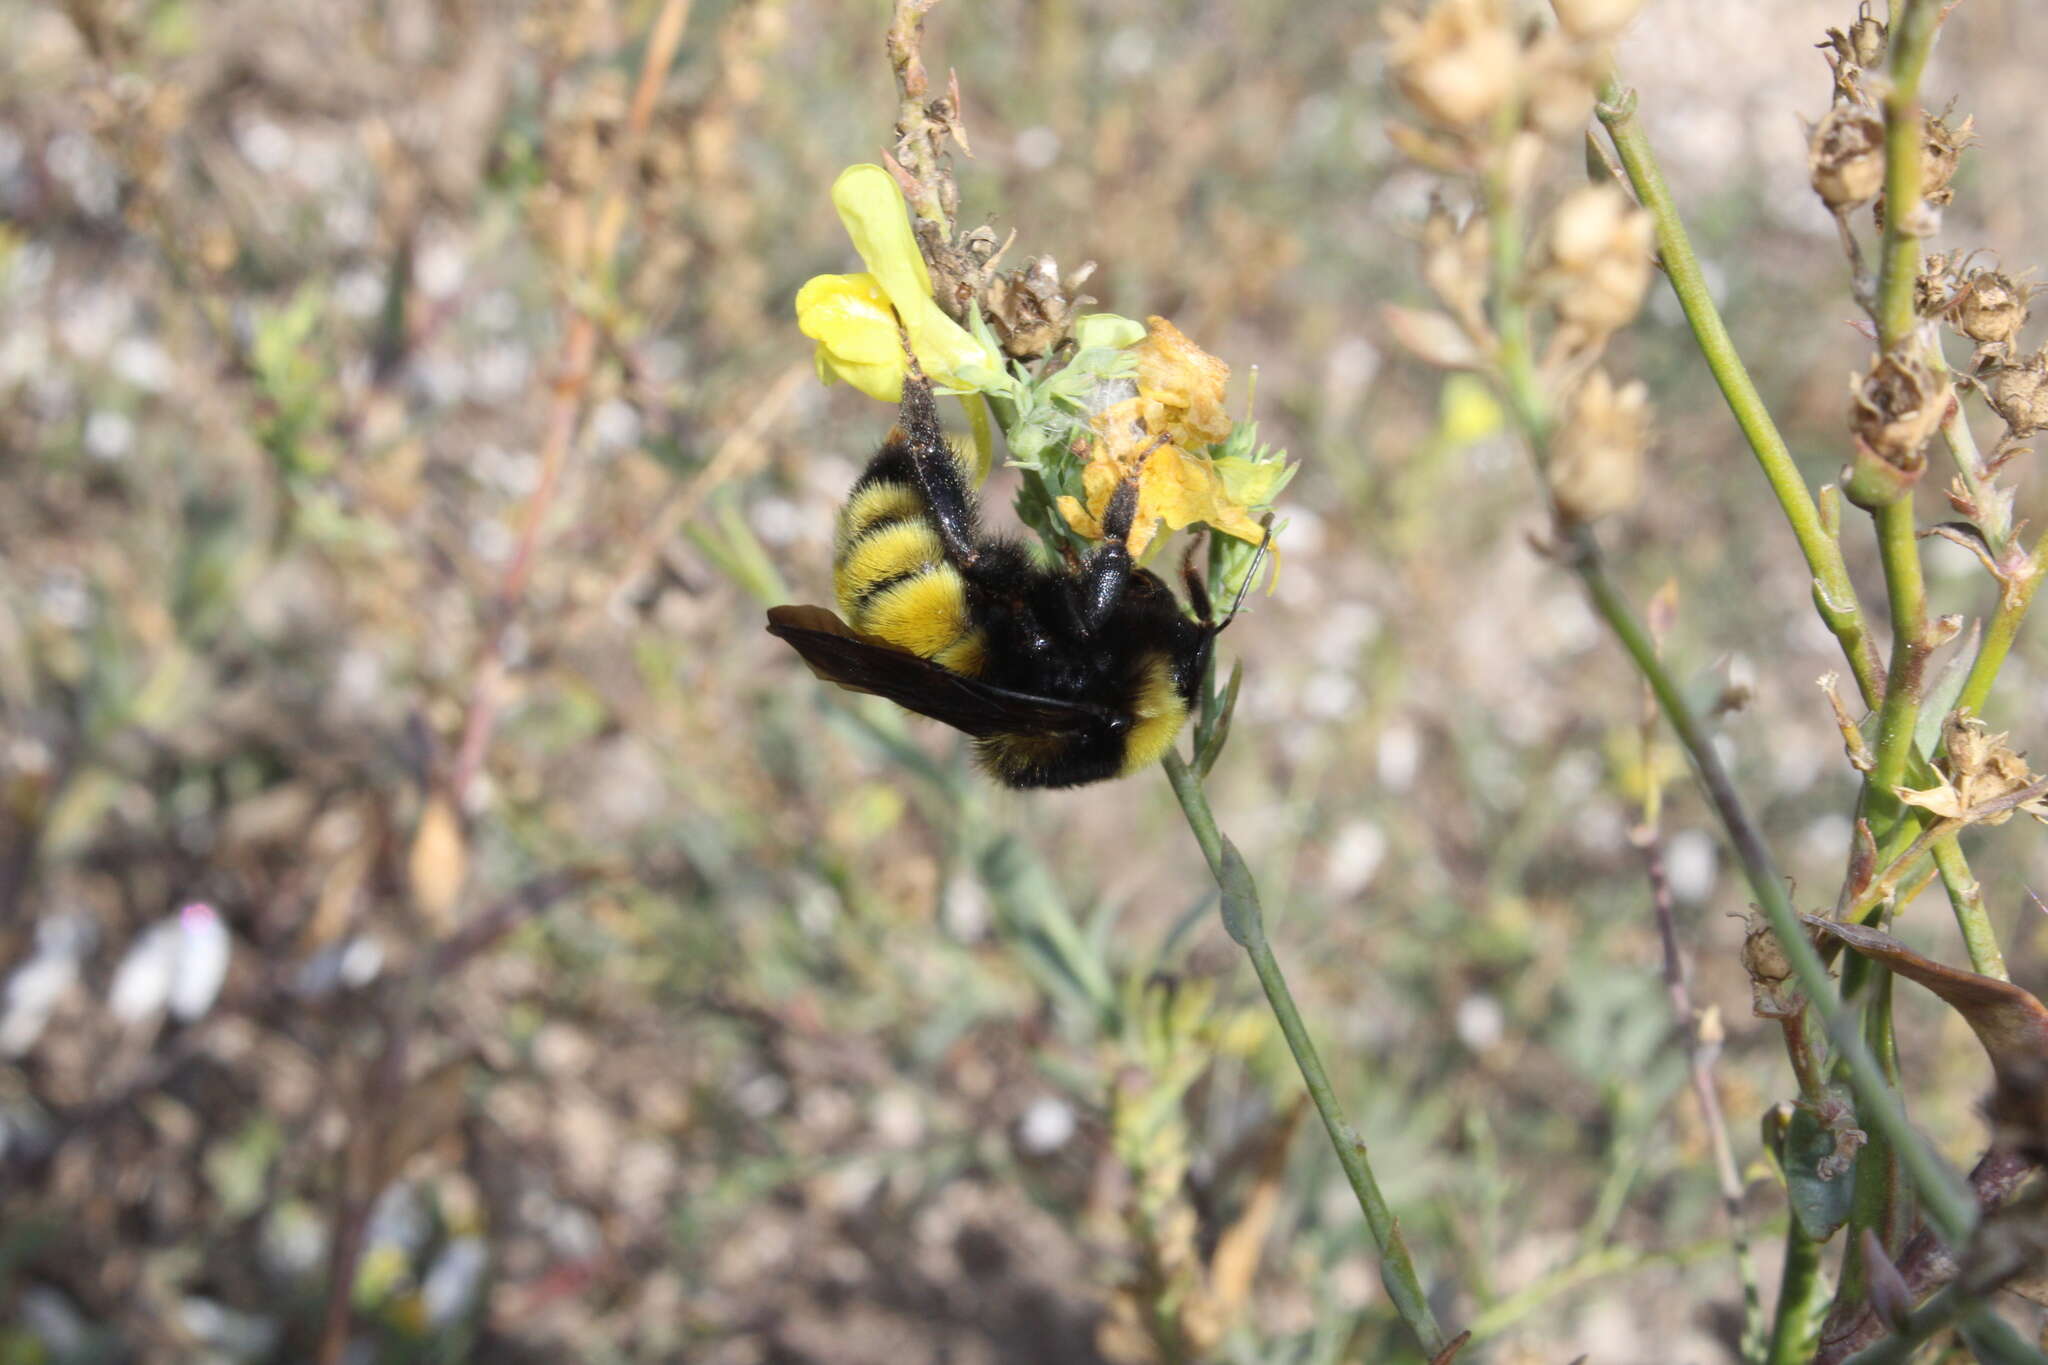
[{"left": 833, "top": 477, "right": 986, "bottom": 676}]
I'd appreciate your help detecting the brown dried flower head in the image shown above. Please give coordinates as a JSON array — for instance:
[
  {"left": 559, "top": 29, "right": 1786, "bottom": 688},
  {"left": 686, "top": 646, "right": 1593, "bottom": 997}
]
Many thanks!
[
  {"left": 1820, "top": 5, "right": 1888, "bottom": 73},
  {"left": 1385, "top": 0, "right": 1518, "bottom": 132},
  {"left": 1848, "top": 349, "right": 1950, "bottom": 469},
  {"left": 1809, "top": 104, "right": 1886, "bottom": 211},
  {"left": 1420, "top": 199, "right": 1491, "bottom": 323},
  {"left": 1919, "top": 110, "right": 1975, "bottom": 208},
  {"left": 983, "top": 254, "right": 1097, "bottom": 360},
  {"left": 1520, "top": 28, "right": 1601, "bottom": 138},
  {"left": 1897, "top": 712, "right": 2048, "bottom": 827},
  {"left": 1950, "top": 269, "right": 2033, "bottom": 348},
  {"left": 1987, "top": 347, "right": 2048, "bottom": 437},
  {"left": 1742, "top": 915, "right": 1802, "bottom": 1018},
  {"left": 1538, "top": 184, "right": 1655, "bottom": 339},
  {"left": 1549, "top": 368, "right": 1651, "bottom": 523},
  {"left": 1550, "top": 0, "right": 1644, "bottom": 40}
]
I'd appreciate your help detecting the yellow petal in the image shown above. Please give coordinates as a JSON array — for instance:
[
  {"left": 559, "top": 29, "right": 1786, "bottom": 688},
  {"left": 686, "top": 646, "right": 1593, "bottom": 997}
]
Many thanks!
[
  {"left": 831, "top": 164, "right": 936, "bottom": 319},
  {"left": 1057, "top": 493, "right": 1103, "bottom": 540},
  {"left": 817, "top": 348, "right": 906, "bottom": 401},
  {"left": 795, "top": 273, "right": 901, "bottom": 364},
  {"left": 795, "top": 272, "right": 908, "bottom": 400}
]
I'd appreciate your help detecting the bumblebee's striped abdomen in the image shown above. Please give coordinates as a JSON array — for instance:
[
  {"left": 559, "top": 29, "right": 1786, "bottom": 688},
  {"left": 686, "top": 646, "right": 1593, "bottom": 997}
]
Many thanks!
[{"left": 832, "top": 447, "right": 985, "bottom": 676}]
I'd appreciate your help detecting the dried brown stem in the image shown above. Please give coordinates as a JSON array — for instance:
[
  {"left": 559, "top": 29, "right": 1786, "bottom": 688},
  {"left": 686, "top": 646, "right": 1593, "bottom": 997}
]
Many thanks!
[{"left": 449, "top": 0, "right": 692, "bottom": 809}]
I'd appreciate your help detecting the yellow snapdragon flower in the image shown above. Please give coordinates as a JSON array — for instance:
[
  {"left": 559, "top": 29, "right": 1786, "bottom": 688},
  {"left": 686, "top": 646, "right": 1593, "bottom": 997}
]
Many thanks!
[{"left": 794, "top": 164, "right": 1004, "bottom": 401}]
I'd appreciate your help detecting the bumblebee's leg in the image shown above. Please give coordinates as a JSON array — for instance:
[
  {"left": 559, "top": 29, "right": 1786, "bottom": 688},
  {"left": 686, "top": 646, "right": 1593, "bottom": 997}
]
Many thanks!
[
  {"left": 895, "top": 371, "right": 984, "bottom": 569},
  {"left": 1076, "top": 470, "right": 1139, "bottom": 631}
]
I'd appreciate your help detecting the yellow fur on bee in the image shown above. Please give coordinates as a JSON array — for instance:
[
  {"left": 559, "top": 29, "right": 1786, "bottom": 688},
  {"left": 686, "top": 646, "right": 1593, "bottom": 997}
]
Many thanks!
[
  {"left": 835, "top": 481, "right": 925, "bottom": 559},
  {"left": 1118, "top": 654, "right": 1188, "bottom": 774},
  {"left": 835, "top": 521, "right": 945, "bottom": 617},
  {"left": 977, "top": 732, "right": 1068, "bottom": 781},
  {"left": 931, "top": 631, "right": 987, "bottom": 677},
  {"left": 859, "top": 567, "right": 973, "bottom": 658}
]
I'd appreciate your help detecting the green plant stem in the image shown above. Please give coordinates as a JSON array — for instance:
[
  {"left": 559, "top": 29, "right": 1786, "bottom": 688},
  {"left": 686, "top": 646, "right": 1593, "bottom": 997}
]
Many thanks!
[
  {"left": 1596, "top": 80, "right": 1882, "bottom": 706},
  {"left": 1160, "top": 751, "right": 1448, "bottom": 1358},
  {"left": 1931, "top": 835, "right": 2010, "bottom": 980},
  {"left": 1866, "top": 498, "right": 1931, "bottom": 830},
  {"left": 1765, "top": 1223, "right": 1827, "bottom": 1365},
  {"left": 1957, "top": 529, "right": 2048, "bottom": 718},
  {"left": 1928, "top": 341, "right": 2010, "bottom": 554},
  {"left": 1873, "top": 0, "right": 1941, "bottom": 350},
  {"left": 1567, "top": 532, "right": 1976, "bottom": 1245}
]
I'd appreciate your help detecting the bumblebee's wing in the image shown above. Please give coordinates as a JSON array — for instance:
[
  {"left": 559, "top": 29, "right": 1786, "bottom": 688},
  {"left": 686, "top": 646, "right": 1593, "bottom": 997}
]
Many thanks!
[{"left": 766, "top": 605, "right": 1105, "bottom": 738}]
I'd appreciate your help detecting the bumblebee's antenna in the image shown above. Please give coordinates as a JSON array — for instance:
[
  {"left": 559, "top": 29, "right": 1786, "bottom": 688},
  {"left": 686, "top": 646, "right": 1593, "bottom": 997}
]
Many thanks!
[{"left": 1213, "top": 514, "right": 1275, "bottom": 633}]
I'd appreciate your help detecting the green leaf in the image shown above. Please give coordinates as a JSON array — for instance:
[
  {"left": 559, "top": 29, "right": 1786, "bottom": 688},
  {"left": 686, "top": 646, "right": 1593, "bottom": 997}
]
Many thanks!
[
  {"left": 1216, "top": 833, "right": 1264, "bottom": 948},
  {"left": 1783, "top": 1103, "right": 1858, "bottom": 1241}
]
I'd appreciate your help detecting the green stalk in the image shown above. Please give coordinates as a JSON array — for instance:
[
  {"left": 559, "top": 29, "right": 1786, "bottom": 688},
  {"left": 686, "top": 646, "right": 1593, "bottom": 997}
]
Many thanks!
[
  {"left": 1569, "top": 536, "right": 1976, "bottom": 1245},
  {"left": 1161, "top": 751, "right": 1448, "bottom": 1357},
  {"left": 1865, "top": 499, "right": 1930, "bottom": 830},
  {"left": 1928, "top": 340, "right": 2010, "bottom": 554},
  {"left": 1932, "top": 835, "right": 2009, "bottom": 980},
  {"left": 1872, "top": 0, "right": 1941, "bottom": 350},
  {"left": 1957, "top": 529, "right": 2048, "bottom": 718},
  {"left": 1764, "top": 1224, "right": 1827, "bottom": 1365},
  {"left": 1596, "top": 81, "right": 1882, "bottom": 706}
]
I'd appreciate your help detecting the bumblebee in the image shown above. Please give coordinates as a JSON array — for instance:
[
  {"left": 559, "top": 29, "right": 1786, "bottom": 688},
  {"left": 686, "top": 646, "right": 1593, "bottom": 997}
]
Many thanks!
[{"left": 767, "top": 372, "right": 1247, "bottom": 788}]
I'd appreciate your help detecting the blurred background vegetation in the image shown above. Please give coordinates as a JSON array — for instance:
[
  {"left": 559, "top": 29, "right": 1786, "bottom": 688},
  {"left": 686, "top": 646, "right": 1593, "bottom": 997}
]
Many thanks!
[{"left": 4, "top": 0, "right": 2047, "bottom": 1360}]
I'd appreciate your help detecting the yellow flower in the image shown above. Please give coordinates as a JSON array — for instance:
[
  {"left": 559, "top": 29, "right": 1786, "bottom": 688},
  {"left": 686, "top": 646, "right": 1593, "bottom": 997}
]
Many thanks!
[
  {"left": 793, "top": 164, "right": 1004, "bottom": 401},
  {"left": 1056, "top": 316, "right": 1270, "bottom": 556}
]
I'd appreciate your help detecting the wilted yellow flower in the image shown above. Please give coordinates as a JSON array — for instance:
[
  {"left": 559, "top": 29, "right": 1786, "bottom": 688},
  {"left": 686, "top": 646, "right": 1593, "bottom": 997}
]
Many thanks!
[
  {"left": 1057, "top": 317, "right": 1268, "bottom": 555},
  {"left": 793, "top": 164, "right": 1004, "bottom": 401}
]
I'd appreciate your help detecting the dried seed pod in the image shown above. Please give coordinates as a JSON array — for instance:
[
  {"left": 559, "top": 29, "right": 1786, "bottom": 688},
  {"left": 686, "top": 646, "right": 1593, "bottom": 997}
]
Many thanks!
[
  {"left": 1950, "top": 270, "right": 2031, "bottom": 348},
  {"left": 982, "top": 254, "right": 1097, "bottom": 360},
  {"left": 1548, "top": 368, "right": 1650, "bottom": 523},
  {"left": 1743, "top": 915, "right": 1802, "bottom": 1018},
  {"left": 1986, "top": 347, "right": 2048, "bottom": 437},
  {"left": 1521, "top": 28, "right": 1600, "bottom": 138},
  {"left": 1420, "top": 200, "right": 1490, "bottom": 322},
  {"left": 1550, "top": 0, "right": 1643, "bottom": 40},
  {"left": 1820, "top": 5, "right": 1888, "bottom": 71},
  {"left": 1538, "top": 183, "right": 1654, "bottom": 339},
  {"left": 1809, "top": 104, "right": 1886, "bottom": 211},
  {"left": 1919, "top": 110, "right": 1974, "bottom": 207},
  {"left": 1848, "top": 349, "right": 1950, "bottom": 470},
  {"left": 1385, "top": 0, "right": 1518, "bottom": 132}
]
